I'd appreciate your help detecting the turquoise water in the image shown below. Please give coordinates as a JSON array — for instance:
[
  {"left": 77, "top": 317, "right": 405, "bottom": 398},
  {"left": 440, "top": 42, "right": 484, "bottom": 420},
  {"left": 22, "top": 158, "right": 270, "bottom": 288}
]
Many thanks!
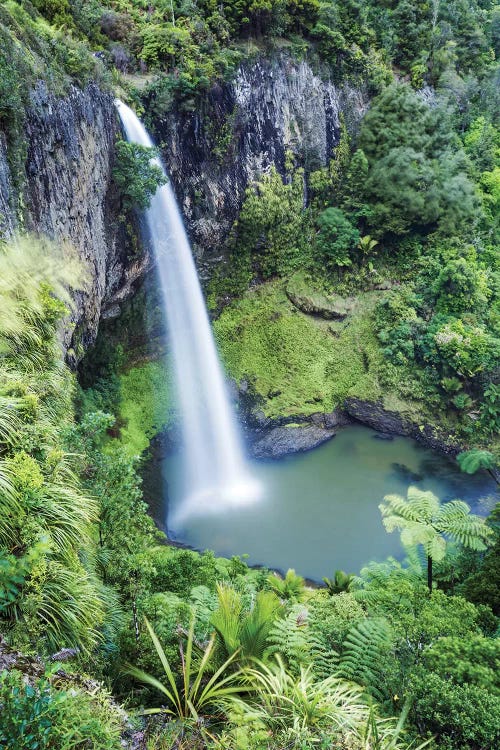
[{"left": 157, "top": 425, "right": 497, "bottom": 580}]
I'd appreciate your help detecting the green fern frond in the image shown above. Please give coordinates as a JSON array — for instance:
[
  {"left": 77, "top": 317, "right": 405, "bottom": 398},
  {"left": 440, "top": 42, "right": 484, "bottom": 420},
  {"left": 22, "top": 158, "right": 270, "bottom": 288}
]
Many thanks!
[{"left": 338, "top": 618, "right": 393, "bottom": 701}]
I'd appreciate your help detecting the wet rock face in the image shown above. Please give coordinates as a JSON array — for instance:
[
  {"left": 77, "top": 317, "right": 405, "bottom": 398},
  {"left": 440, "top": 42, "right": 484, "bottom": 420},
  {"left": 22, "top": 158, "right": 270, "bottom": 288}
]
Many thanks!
[
  {"left": 0, "top": 133, "right": 15, "bottom": 236},
  {"left": 151, "top": 56, "right": 369, "bottom": 275},
  {"left": 24, "top": 82, "right": 149, "bottom": 360},
  {"left": 0, "top": 81, "right": 149, "bottom": 361},
  {"left": 0, "top": 56, "right": 368, "bottom": 356}
]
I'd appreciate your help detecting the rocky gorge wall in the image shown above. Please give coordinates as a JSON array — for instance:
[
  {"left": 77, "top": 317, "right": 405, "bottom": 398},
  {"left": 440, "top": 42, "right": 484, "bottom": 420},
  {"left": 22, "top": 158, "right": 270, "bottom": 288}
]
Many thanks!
[
  {"left": 0, "top": 81, "right": 149, "bottom": 362},
  {"left": 0, "top": 55, "right": 368, "bottom": 358},
  {"left": 151, "top": 56, "right": 369, "bottom": 274}
]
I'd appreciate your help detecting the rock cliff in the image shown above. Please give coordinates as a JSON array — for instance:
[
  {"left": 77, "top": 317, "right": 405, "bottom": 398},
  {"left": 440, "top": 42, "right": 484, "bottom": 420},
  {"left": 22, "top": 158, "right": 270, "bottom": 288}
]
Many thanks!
[
  {"left": 151, "top": 56, "right": 369, "bottom": 274},
  {"left": 0, "top": 56, "right": 368, "bottom": 354},
  {"left": 0, "top": 81, "right": 149, "bottom": 362}
]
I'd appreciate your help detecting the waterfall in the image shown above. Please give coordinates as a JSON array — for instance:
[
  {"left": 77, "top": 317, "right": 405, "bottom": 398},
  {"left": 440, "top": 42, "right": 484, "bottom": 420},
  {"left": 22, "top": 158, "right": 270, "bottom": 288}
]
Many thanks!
[{"left": 116, "top": 101, "right": 258, "bottom": 521}]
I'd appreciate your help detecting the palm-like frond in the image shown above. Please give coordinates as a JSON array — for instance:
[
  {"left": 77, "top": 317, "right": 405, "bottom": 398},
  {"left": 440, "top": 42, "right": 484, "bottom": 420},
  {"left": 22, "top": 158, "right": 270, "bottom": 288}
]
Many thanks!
[
  {"left": 211, "top": 583, "right": 243, "bottom": 656},
  {"left": 239, "top": 590, "right": 281, "bottom": 661},
  {"left": 211, "top": 583, "right": 282, "bottom": 663},
  {"left": 267, "top": 568, "right": 306, "bottom": 601},
  {"left": 127, "top": 617, "right": 247, "bottom": 719},
  {"left": 380, "top": 487, "right": 493, "bottom": 588}
]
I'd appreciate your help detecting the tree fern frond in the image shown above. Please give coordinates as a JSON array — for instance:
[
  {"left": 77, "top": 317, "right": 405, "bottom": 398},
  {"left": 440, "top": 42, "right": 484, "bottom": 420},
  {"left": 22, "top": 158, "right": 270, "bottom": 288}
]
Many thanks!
[
  {"left": 265, "top": 604, "right": 311, "bottom": 674},
  {"left": 338, "top": 618, "right": 393, "bottom": 702}
]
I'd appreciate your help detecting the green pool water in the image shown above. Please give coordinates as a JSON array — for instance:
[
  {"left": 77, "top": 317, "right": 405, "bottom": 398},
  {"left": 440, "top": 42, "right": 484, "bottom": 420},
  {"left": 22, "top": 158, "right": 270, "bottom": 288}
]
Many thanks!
[{"left": 152, "top": 425, "right": 497, "bottom": 580}]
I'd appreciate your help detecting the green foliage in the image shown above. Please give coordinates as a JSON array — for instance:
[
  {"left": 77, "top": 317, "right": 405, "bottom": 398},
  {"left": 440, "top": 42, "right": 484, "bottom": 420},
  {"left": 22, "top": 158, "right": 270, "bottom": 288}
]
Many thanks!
[
  {"left": 457, "top": 449, "right": 496, "bottom": 475},
  {"left": 459, "top": 536, "right": 500, "bottom": 616},
  {"left": 409, "top": 669, "right": 500, "bottom": 750},
  {"left": 315, "top": 207, "right": 360, "bottom": 273},
  {"left": 354, "top": 84, "right": 480, "bottom": 237},
  {"left": 338, "top": 618, "right": 393, "bottom": 701},
  {"left": 432, "top": 317, "right": 496, "bottom": 379},
  {"left": 422, "top": 635, "right": 500, "bottom": 694},
  {"left": 433, "top": 256, "right": 488, "bottom": 315},
  {"left": 229, "top": 655, "right": 417, "bottom": 750},
  {"left": 357, "top": 558, "right": 483, "bottom": 639},
  {"left": 265, "top": 604, "right": 312, "bottom": 674},
  {"left": 266, "top": 568, "right": 306, "bottom": 602},
  {"left": 118, "top": 360, "right": 172, "bottom": 456},
  {"left": 0, "top": 237, "right": 109, "bottom": 653},
  {"left": 478, "top": 383, "right": 500, "bottom": 436},
  {"left": 322, "top": 569, "right": 354, "bottom": 595},
  {"left": 148, "top": 547, "right": 218, "bottom": 598},
  {"left": 0, "top": 669, "right": 122, "bottom": 750},
  {"left": 380, "top": 487, "right": 494, "bottom": 589},
  {"left": 230, "top": 166, "right": 312, "bottom": 279},
  {"left": 112, "top": 140, "right": 166, "bottom": 211},
  {"left": 128, "top": 616, "right": 246, "bottom": 719},
  {"left": 214, "top": 281, "right": 385, "bottom": 419},
  {"left": 308, "top": 593, "right": 365, "bottom": 653},
  {"left": 211, "top": 583, "right": 282, "bottom": 663}
]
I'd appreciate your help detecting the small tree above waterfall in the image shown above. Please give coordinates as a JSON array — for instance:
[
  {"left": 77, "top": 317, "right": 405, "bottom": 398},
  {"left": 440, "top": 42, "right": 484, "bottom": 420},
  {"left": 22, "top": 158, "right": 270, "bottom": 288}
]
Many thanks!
[{"left": 112, "top": 140, "right": 166, "bottom": 211}]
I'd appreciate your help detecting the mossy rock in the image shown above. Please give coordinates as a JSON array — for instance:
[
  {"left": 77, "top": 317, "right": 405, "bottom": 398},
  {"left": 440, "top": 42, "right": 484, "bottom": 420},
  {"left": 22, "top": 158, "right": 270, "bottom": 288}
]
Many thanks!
[
  {"left": 286, "top": 271, "right": 355, "bottom": 319},
  {"left": 214, "top": 280, "right": 386, "bottom": 420}
]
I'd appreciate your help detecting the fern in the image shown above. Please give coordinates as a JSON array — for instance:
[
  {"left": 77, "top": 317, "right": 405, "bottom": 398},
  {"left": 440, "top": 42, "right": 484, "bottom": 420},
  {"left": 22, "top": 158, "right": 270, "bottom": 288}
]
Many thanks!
[
  {"left": 265, "top": 604, "right": 311, "bottom": 674},
  {"left": 308, "top": 631, "right": 339, "bottom": 680},
  {"left": 337, "top": 618, "right": 393, "bottom": 702},
  {"left": 457, "top": 449, "right": 495, "bottom": 474}
]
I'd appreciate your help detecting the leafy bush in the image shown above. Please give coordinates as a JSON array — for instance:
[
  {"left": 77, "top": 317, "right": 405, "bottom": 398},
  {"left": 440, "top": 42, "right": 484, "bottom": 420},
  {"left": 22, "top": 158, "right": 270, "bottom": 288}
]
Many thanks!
[
  {"left": 230, "top": 166, "right": 312, "bottom": 279},
  {"left": 410, "top": 669, "right": 500, "bottom": 750},
  {"left": 315, "top": 207, "right": 360, "bottom": 273},
  {"left": 0, "top": 670, "right": 122, "bottom": 750},
  {"left": 112, "top": 140, "right": 166, "bottom": 211}
]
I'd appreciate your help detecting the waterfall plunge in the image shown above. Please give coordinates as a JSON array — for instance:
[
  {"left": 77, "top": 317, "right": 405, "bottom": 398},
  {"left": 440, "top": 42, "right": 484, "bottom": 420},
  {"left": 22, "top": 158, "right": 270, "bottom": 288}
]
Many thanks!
[{"left": 116, "top": 101, "right": 259, "bottom": 521}]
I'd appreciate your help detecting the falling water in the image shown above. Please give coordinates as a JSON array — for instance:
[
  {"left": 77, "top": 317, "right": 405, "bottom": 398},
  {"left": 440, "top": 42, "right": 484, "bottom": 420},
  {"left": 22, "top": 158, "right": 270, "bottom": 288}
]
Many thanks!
[{"left": 116, "top": 101, "right": 259, "bottom": 520}]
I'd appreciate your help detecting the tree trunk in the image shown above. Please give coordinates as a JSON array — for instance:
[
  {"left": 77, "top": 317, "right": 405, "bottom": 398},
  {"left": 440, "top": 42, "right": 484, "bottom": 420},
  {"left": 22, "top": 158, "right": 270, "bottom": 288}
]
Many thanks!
[{"left": 427, "top": 556, "right": 433, "bottom": 592}]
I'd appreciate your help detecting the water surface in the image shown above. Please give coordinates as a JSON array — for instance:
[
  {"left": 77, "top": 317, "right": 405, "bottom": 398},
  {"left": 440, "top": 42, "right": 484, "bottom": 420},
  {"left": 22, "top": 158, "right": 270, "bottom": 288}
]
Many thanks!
[{"left": 156, "top": 425, "right": 497, "bottom": 580}]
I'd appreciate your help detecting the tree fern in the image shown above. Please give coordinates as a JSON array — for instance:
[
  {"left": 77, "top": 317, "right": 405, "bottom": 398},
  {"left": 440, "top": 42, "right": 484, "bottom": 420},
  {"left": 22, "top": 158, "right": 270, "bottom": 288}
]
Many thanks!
[
  {"left": 457, "top": 449, "right": 495, "bottom": 474},
  {"left": 380, "top": 486, "right": 493, "bottom": 590}
]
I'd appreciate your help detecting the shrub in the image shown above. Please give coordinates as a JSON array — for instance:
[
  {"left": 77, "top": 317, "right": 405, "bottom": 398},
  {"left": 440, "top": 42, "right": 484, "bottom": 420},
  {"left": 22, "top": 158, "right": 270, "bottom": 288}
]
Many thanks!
[
  {"left": 315, "top": 207, "right": 360, "bottom": 273},
  {"left": 410, "top": 669, "right": 500, "bottom": 750},
  {"left": 0, "top": 670, "right": 123, "bottom": 750},
  {"left": 112, "top": 140, "right": 166, "bottom": 211}
]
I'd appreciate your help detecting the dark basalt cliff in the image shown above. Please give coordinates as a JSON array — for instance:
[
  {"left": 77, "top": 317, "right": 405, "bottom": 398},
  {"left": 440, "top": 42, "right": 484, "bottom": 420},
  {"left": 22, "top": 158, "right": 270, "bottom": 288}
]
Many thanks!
[
  {"left": 0, "top": 81, "right": 149, "bottom": 362},
  {"left": 151, "top": 56, "right": 369, "bottom": 274}
]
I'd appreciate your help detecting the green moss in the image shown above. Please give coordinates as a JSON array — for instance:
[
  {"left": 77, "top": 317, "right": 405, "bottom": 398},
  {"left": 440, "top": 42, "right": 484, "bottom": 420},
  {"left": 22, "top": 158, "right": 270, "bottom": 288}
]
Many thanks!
[
  {"left": 118, "top": 360, "right": 173, "bottom": 456},
  {"left": 214, "top": 281, "right": 388, "bottom": 419}
]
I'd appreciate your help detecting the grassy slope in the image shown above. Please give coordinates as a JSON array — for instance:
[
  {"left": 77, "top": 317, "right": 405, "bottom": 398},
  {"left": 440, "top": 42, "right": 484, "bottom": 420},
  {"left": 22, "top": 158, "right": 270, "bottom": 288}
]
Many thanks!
[{"left": 214, "top": 279, "right": 431, "bottom": 422}]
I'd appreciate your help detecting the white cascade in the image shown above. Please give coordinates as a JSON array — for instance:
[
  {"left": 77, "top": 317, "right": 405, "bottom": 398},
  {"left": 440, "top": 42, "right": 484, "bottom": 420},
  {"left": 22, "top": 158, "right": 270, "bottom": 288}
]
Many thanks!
[{"left": 116, "top": 101, "right": 259, "bottom": 521}]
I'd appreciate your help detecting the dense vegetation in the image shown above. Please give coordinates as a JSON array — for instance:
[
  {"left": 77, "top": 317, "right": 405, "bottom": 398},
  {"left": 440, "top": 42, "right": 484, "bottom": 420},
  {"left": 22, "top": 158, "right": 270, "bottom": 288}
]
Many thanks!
[
  {"left": 0, "top": 0, "right": 499, "bottom": 748},
  {"left": 0, "top": 233, "right": 498, "bottom": 750}
]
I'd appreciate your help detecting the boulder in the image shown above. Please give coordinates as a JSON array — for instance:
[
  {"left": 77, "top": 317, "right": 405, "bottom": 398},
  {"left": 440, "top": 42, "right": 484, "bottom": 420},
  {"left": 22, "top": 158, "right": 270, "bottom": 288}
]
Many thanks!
[{"left": 251, "top": 424, "right": 336, "bottom": 459}]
